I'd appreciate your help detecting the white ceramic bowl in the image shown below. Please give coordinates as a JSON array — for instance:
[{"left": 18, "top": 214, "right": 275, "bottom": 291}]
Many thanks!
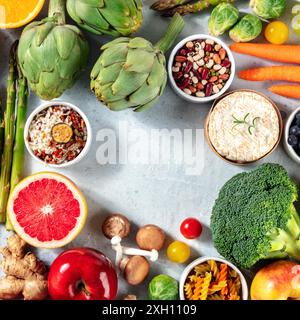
[
  {"left": 168, "top": 34, "right": 235, "bottom": 103},
  {"left": 179, "top": 256, "right": 248, "bottom": 300},
  {"left": 24, "top": 101, "right": 92, "bottom": 168},
  {"left": 284, "top": 107, "right": 300, "bottom": 165}
]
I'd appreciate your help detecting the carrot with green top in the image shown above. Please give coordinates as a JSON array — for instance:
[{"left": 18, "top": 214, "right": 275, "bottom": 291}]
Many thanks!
[
  {"left": 239, "top": 66, "right": 300, "bottom": 83},
  {"left": 269, "top": 85, "right": 300, "bottom": 99},
  {"left": 230, "top": 43, "right": 300, "bottom": 65}
]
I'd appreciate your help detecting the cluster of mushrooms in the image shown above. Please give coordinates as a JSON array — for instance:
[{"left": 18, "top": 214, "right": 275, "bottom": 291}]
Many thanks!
[{"left": 102, "top": 214, "right": 166, "bottom": 286}]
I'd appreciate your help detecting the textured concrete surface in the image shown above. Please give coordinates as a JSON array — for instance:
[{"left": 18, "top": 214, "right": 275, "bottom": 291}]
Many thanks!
[{"left": 0, "top": 1, "right": 299, "bottom": 299}]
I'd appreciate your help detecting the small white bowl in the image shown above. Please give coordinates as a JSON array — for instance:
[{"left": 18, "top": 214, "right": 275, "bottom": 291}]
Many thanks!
[
  {"left": 179, "top": 256, "right": 248, "bottom": 300},
  {"left": 284, "top": 107, "right": 300, "bottom": 165},
  {"left": 24, "top": 101, "right": 92, "bottom": 168},
  {"left": 168, "top": 34, "right": 236, "bottom": 103}
]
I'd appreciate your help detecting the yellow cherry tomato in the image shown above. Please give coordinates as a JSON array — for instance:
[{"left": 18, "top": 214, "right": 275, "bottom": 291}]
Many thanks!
[
  {"left": 292, "top": 14, "right": 300, "bottom": 35},
  {"left": 265, "top": 21, "right": 289, "bottom": 45},
  {"left": 167, "top": 241, "right": 190, "bottom": 263}
]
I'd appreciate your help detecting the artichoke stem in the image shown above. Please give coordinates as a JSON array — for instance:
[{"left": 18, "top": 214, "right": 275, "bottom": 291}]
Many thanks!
[
  {"left": 154, "top": 13, "right": 185, "bottom": 53},
  {"left": 49, "top": 0, "right": 66, "bottom": 24}
]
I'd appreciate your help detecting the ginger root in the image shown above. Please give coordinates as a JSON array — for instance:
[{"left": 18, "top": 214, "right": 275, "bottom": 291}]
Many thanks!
[{"left": 0, "top": 235, "right": 48, "bottom": 300}]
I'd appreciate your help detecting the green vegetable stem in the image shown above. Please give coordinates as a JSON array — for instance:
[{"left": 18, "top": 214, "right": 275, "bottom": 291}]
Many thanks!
[
  {"left": 152, "top": 0, "right": 236, "bottom": 16},
  {"left": 6, "top": 64, "right": 28, "bottom": 230},
  {"left": 0, "top": 43, "right": 17, "bottom": 223},
  {"left": 151, "top": 0, "right": 190, "bottom": 11},
  {"left": 0, "top": 102, "right": 5, "bottom": 162},
  {"left": 232, "top": 113, "right": 260, "bottom": 135}
]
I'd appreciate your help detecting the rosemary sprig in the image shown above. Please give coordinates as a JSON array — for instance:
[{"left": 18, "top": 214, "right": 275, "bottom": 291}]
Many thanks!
[{"left": 232, "top": 113, "right": 260, "bottom": 135}]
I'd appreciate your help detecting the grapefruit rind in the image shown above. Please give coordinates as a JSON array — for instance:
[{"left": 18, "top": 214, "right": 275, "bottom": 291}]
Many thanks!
[{"left": 7, "top": 172, "right": 88, "bottom": 249}]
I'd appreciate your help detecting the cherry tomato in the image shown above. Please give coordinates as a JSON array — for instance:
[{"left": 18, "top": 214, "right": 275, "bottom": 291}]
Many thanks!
[
  {"left": 265, "top": 21, "right": 289, "bottom": 45},
  {"left": 180, "top": 218, "right": 203, "bottom": 239},
  {"left": 167, "top": 241, "right": 190, "bottom": 263}
]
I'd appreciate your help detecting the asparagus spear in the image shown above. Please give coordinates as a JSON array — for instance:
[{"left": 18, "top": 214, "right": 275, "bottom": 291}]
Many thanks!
[
  {"left": 162, "top": 0, "right": 235, "bottom": 16},
  {"left": 0, "top": 103, "right": 5, "bottom": 161},
  {"left": 0, "top": 42, "right": 17, "bottom": 223},
  {"left": 6, "top": 64, "right": 28, "bottom": 230},
  {"left": 151, "top": 0, "right": 191, "bottom": 11}
]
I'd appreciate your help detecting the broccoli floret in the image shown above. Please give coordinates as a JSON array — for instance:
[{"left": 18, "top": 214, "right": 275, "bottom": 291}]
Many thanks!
[{"left": 211, "top": 163, "right": 300, "bottom": 269}]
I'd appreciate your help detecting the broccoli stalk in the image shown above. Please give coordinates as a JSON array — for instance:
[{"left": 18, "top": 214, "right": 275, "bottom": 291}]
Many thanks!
[
  {"left": 266, "top": 207, "right": 300, "bottom": 260},
  {"left": 211, "top": 163, "right": 300, "bottom": 269}
]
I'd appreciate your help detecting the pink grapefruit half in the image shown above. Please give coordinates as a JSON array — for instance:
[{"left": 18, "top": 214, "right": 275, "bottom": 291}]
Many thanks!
[{"left": 7, "top": 172, "right": 88, "bottom": 248}]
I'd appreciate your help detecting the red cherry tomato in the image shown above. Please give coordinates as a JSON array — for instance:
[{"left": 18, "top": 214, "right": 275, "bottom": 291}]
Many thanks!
[{"left": 180, "top": 218, "right": 202, "bottom": 239}]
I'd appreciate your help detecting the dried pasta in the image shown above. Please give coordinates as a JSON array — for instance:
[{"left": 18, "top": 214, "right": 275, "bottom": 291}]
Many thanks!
[
  {"left": 184, "top": 283, "right": 194, "bottom": 300},
  {"left": 192, "top": 277, "right": 203, "bottom": 300},
  {"left": 200, "top": 272, "right": 212, "bottom": 300},
  {"left": 208, "top": 260, "right": 219, "bottom": 278},
  {"left": 183, "top": 259, "right": 242, "bottom": 301},
  {"left": 188, "top": 275, "right": 199, "bottom": 283},
  {"left": 218, "top": 264, "right": 228, "bottom": 295},
  {"left": 194, "top": 264, "right": 211, "bottom": 276}
]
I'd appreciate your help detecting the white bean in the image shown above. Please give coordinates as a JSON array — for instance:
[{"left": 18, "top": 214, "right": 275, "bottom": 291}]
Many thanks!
[
  {"left": 219, "top": 67, "right": 227, "bottom": 75},
  {"left": 184, "top": 88, "right": 192, "bottom": 95},
  {"left": 197, "top": 59, "right": 205, "bottom": 66},
  {"left": 213, "top": 64, "right": 222, "bottom": 71},
  {"left": 198, "top": 49, "right": 205, "bottom": 58},
  {"left": 192, "top": 76, "right": 199, "bottom": 84},
  {"left": 193, "top": 54, "right": 201, "bottom": 61},
  {"left": 213, "top": 85, "right": 220, "bottom": 94},
  {"left": 196, "top": 91, "right": 205, "bottom": 97},
  {"left": 206, "top": 60, "right": 214, "bottom": 68},
  {"left": 205, "top": 39, "right": 214, "bottom": 45}
]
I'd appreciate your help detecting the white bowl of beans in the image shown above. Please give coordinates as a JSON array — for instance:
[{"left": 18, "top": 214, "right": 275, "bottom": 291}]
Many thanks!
[
  {"left": 168, "top": 34, "right": 235, "bottom": 103},
  {"left": 24, "top": 101, "right": 92, "bottom": 168}
]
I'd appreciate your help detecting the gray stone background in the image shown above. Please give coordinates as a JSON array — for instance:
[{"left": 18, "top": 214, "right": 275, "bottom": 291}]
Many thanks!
[{"left": 0, "top": 0, "right": 299, "bottom": 299}]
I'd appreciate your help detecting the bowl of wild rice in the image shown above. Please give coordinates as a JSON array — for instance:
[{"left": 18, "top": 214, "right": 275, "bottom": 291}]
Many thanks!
[{"left": 24, "top": 101, "right": 92, "bottom": 167}]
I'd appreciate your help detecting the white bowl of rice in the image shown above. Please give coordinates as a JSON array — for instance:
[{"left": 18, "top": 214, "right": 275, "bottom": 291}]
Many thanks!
[{"left": 24, "top": 101, "right": 92, "bottom": 168}]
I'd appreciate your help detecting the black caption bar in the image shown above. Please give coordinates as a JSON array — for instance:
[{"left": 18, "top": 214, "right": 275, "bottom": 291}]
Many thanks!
[{"left": 0, "top": 300, "right": 296, "bottom": 319}]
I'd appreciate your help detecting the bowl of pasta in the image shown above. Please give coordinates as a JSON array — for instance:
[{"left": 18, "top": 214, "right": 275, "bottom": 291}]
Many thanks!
[{"left": 179, "top": 257, "right": 248, "bottom": 300}]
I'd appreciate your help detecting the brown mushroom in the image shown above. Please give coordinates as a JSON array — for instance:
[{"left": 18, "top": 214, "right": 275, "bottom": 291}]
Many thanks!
[
  {"left": 122, "top": 256, "right": 150, "bottom": 286},
  {"left": 136, "top": 225, "right": 165, "bottom": 251},
  {"left": 102, "top": 214, "right": 131, "bottom": 239}
]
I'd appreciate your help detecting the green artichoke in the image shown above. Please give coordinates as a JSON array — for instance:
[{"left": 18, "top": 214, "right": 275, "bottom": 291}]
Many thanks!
[
  {"left": 18, "top": 0, "right": 89, "bottom": 101},
  {"left": 66, "top": 0, "right": 143, "bottom": 37},
  {"left": 90, "top": 13, "right": 185, "bottom": 112}
]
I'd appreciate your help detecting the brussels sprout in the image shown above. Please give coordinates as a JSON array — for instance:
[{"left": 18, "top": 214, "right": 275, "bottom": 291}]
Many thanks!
[
  {"left": 250, "top": 0, "right": 286, "bottom": 19},
  {"left": 148, "top": 274, "right": 179, "bottom": 300},
  {"left": 208, "top": 3, "right": 239, "bottom": 36},
  {"left": 229, "top": 14, "right": 262, "bottom": 42}
]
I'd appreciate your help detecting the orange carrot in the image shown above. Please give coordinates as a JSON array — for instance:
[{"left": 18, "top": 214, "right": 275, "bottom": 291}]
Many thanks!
[
  {"left": 230, "top": 43, "right": 300, "bottom": 64},
  {"left": 269, "top": 85, "right": 300, "bottom": 99},
  {"left": 239, "top": 66, "right": 300, "bottom": 83}
]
